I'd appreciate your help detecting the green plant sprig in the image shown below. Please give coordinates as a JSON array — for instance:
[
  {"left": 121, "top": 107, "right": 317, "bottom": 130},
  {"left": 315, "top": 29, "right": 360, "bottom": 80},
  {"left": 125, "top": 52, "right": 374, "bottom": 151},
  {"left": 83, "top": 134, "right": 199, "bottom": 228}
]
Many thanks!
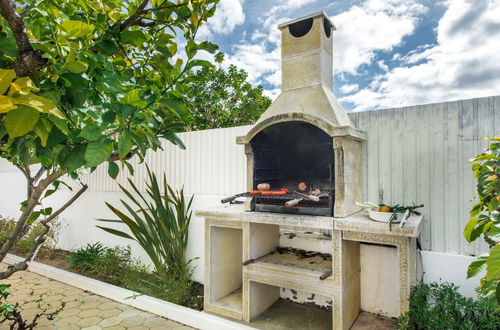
[{"left": 382, "top": 203, "right": 424, "bottom": 230}]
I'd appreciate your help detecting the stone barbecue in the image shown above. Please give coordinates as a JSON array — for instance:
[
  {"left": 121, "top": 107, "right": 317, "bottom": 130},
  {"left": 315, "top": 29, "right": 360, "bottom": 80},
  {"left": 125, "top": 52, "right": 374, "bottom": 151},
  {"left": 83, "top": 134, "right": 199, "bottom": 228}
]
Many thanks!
[
  {"left": 197, "top": 11, "right": 423, "bottom": 330},
  {"left": 235, "top": 12, "right": 366, "bottom": 217}
]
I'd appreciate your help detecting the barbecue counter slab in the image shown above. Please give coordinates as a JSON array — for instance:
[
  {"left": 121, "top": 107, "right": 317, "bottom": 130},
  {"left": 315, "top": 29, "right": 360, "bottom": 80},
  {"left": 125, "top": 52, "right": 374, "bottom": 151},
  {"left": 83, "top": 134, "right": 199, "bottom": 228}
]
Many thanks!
[
  {"left": 334, "top": 211, "right": 423, "bottom": 238},
  {"left": 196, "top": 204, "right": 334, "bottom": 230}
]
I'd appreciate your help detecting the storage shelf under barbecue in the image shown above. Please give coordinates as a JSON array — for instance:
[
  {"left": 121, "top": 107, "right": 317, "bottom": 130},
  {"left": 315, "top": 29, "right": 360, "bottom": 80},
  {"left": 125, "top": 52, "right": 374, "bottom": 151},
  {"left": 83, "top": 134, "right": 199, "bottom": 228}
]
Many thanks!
[
  {"left": 244, "top": 249, "right": 337, "bottom": 296},
  {"left": 212, "top": 287, "right": 242, "bottom": 313}
]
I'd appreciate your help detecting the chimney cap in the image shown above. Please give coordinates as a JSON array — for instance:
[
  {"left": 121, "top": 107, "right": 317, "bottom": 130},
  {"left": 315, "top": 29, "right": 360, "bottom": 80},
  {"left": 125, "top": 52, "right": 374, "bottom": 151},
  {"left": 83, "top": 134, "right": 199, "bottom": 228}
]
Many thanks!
[{"left": 277, "top": 11, "right": 336, "bottom": 31}]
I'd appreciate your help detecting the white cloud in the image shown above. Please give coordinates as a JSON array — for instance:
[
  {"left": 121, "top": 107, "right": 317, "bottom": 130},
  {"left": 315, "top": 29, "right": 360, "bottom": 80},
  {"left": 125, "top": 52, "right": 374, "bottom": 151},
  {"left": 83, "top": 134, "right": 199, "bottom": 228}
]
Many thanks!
[
  {"left": 332, "top": 0, "right": 428, "bottom": 75},
  {"left": 341, "top": 0, "right": 500, "bottom": 111},
  {"left": 340, "top": 83, "right": 359, "bottom": 94},
  {"left": 226, "top": 43, "right": 281, "bottom": 86},
  {"left": 377, "top": 60, "right": 389, "bottom": 72},
  {"left": 221, "top": 0, "right": 323, "bottom": 88},
  {"left": 198, "top": 0, "right": 245, "bottom": 39}
]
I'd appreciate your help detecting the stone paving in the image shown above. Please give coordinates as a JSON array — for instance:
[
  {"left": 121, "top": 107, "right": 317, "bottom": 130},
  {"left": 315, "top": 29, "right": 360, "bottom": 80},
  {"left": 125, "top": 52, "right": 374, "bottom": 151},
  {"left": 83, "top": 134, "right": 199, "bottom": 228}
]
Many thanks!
[{"left": 2, "top": 268, "right": 195, "bottom": 329}]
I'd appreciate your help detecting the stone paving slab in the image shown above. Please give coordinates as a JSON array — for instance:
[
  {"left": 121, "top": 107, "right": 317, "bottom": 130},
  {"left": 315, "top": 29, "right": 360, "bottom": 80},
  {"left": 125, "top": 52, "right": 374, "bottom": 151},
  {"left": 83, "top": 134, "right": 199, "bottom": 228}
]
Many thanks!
[{"left": 2, "top": 267, "right": 195, "bottom": 329}]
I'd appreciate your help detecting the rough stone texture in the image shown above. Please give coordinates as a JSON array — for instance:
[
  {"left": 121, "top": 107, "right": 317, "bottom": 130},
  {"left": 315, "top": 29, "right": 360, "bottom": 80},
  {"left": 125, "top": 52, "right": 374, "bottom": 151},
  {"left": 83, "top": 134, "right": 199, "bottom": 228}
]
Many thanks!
[{"left": 1, "top": 266, "right": 194, "bottom": 330}]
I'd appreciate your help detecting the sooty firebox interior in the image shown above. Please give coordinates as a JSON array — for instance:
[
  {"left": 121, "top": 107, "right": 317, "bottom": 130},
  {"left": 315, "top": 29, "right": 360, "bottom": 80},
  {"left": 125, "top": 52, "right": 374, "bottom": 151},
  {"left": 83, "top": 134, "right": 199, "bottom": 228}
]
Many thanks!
[{"left": 250, "top": 121, "right": 334, "bottom": 216}]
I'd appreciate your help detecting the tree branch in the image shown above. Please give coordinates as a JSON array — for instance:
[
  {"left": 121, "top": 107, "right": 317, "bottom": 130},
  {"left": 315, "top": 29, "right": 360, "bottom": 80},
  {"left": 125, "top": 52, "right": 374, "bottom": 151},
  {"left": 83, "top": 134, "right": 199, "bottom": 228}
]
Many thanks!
[
  {"left": 0, "top": 170, "right": 66, "bottom": 263},
  {"left": 0, "top": 183, "right": 88, "bottom": 279},
  {"left": 120, "top": 0, "right": 150, "bottom": 31},
  {"left": 33, "top": 167, "right": 46, "bottom": 186},
  {"left": 0, "top": 0, "right": 47, "bottom": 77}
]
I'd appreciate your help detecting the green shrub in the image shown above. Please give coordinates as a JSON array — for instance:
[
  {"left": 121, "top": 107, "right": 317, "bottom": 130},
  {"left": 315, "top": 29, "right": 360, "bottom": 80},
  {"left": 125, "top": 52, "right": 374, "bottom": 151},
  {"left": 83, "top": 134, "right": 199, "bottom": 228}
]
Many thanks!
[
  {"left": 464, "top": 137, "right": 500, "bottom": 307},
  {"left": 397, "top": 281, "right": 500, "bottom": 329},
  {"left": 68, "top": 243, "right": 138, "bottom": 285},
  {"left": 0, "top": 216, "right": 50, "bottom": 255},
  {"left": 68, "top": 242, "right": 107, "bottom": 273},
  {"left": 97, "top": 167, "right": 194, "bottom": 282}
]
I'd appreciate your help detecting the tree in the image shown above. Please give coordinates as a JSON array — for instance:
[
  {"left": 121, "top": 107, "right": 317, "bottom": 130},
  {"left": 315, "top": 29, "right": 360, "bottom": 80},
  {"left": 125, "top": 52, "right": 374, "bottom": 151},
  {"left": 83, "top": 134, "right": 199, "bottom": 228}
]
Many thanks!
[
  {"left": 0, "top": 0, "right": 220, "bottom": 280},
  {"left": 464, "top": 137, "right": 500, "bottom": 308},
  {"left": 184, "top": 55, "right": 271, "bottom": 130}
]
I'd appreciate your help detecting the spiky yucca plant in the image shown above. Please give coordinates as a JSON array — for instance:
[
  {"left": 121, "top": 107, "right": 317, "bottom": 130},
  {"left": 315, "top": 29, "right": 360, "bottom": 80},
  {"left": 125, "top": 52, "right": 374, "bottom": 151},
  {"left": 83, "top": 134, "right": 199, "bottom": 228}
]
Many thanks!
[{"left": 97, "top": 167, "right": 193, "bottom": 281}]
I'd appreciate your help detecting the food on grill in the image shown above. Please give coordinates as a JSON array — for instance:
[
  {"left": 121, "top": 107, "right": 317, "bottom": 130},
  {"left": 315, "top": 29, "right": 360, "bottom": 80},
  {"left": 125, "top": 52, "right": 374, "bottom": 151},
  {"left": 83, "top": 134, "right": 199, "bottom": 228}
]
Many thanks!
[
  {"left": 250, "top": 190, "right": 262, "bottom": 195},
  {"left": 285, "top": 198, "right": 302, "bottom": 207},
  {"left": 297, "top": 182, "right": 307, "bottom": 192},
  {"left": 270, "top": 190, "right": 287, "bottom": 196},
  {"left": 279, "top": 188, "right": 289, "bottom": 192},
  {"left": 311, "top": 188, "right": 321, "bottom": 196},
  {"left": 261, "top": 190, "right": 287, "bottom": 196},
  {"left": 308, "top": 195, "right": 320, "bottom": 202},
  {"left": 257, "top": 183, "right": 271, "bottom": 191}
]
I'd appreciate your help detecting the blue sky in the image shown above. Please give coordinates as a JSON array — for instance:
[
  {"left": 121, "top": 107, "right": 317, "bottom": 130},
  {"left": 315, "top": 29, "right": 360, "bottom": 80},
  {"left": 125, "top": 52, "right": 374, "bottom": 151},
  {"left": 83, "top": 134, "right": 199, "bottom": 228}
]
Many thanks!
[{"left": 197, "top": 0, "right": 500, "bottom": 112}]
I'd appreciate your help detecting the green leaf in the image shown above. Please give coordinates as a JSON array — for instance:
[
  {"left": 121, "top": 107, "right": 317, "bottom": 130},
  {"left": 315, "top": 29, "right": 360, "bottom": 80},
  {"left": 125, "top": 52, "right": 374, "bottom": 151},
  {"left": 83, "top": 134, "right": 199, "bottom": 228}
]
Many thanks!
[
  {"left": 94, "top": 39, "right": 119, "bottom": 56},
  {"left": 49, "top": 116, "right": 70, "bottom": 134},
  {"left": 159, "top": 98, "right": 189, "bottom": 120},
  {"left": 3, "top": 106, "right": 40, "bottom": 138},
  {"left": 63, "top": 144, "right": 87, "bottom": 172},
  {"left": 467, "top": 256, "right": 487, "bottom": 278},
  {"left": 118, "top": 131, "right": 133, "bottom": 159},
  {"left": 0, "top": 95, "right": 16, "bottom": 113},
  {"left": 121, "top": 30, "right": 147, "bottom": 47},
  {"left": 176, "top": 6, "right": 191, "bottom": 19},
  {"left": 123, "top": 160, "right": 134, "bottom": 175},
  {"left": 108, "top": 161, "right": 119, "bottom": 179},
  {"left": 95, "top": 226, "right": 134, "bottom": 240},
  {"left": 0, "top": 69, "right": 16, "bottom": 94},
  {"left": 120, "top": 89, "right": 147, "bottom": 107},
  {"left": 59, "top": 20, "right": 95, "bottom": 39},
  {"left": 33, "top": 118, "right": 52, "bottom": 147},
  {"left": 13, "top": 94, "right": 65, "bottom": 119},
  {"left": 487, "top": 224, "right": 500, "bottom": 242},
  {"left": 79, "top": 122, "right": 101, "bottom": 141},
  {"left": 198, "top": 41, "right": 218, "bottom": 54},
  {"left": 7, "top": 77, "right": 39, "bottom": 96},
  {"left": 486, "top": 244, "right": 500, "bottom": 281},
  {"left": 464, "top": 217, "right": 480, "bottom": 243},
  {"left": 85, "top": 137, "right": 114, "bottom": 168},
  {"left": 164, "top": 132, "right": 185, "bottom": 150}
]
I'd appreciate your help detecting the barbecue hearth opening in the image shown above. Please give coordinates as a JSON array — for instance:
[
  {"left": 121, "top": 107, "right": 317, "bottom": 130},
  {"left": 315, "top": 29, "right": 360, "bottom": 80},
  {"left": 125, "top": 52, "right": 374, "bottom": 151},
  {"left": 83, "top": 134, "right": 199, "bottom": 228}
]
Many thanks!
[{"left": 250, "top": 121, "right": 334, "bottom": 216}]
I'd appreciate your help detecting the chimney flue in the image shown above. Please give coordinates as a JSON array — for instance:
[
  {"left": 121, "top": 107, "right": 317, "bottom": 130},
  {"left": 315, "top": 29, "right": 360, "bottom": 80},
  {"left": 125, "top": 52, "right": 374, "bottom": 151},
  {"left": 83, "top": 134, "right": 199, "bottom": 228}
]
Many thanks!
[{"left": 278, "top": 12, "right": 336, "bottom": 91}]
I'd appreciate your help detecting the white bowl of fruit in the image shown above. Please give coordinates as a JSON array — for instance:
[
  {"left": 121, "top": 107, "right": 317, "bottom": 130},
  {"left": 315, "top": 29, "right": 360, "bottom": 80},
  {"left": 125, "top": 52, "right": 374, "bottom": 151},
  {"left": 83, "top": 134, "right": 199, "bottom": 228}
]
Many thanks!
[{"left": 356, "top": 202, "right": 424, "bottom": 226}]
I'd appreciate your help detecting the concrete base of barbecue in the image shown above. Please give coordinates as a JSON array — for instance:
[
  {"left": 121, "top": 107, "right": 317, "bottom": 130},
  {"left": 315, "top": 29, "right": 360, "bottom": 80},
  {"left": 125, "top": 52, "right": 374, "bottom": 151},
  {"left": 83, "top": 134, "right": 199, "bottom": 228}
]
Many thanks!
[{"left": 197, "top": 205, "right": 423, "bottom": 330}]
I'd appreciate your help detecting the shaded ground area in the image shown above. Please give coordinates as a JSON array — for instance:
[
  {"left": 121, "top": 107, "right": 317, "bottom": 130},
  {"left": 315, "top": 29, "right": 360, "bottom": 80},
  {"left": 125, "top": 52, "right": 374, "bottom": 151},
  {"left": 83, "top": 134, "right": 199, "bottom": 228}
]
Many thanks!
[
  {"left": 244, "top": 300, "right": 396, "bottom": 330},
  {"left": 2, "top": 266, "right": 194, "bottom": 330}
]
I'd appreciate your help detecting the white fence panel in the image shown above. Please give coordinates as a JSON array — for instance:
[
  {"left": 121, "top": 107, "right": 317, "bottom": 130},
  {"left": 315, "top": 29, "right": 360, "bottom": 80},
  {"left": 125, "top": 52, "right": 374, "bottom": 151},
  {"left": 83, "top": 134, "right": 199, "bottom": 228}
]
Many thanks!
[{"left": 66, "top": 96, "right": 500, "bottom": 256}]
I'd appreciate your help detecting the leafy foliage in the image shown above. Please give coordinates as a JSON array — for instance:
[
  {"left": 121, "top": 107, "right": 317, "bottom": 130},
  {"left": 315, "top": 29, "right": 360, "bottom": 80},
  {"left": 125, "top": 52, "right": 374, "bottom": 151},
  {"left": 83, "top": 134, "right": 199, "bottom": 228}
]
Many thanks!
[
  {"left": 0, "top": 215, "right": 53, "bottom": 254},
  {"left": 97, "top": 167, "right": 194, "bottom": 282},
  {"left": 464, "top": 137, "right": 500, "bottom": 307},
  {"left": 0, "top": 0, "right": 219, "bottom": 175},
  {"left": 0, "top": 0, "right": 220, "bottom": 281},
  {"left": 397, "top": 281, "right": 500, "bottom": 329},
  {"left": 66, "top": 241, "right": 201, "bottom": 307},
  {"left": 184, "top": 60, "right": 272, "bottom": 130},
  {"left": 68, "top": 243, "right": 138, "bottom": 285}
]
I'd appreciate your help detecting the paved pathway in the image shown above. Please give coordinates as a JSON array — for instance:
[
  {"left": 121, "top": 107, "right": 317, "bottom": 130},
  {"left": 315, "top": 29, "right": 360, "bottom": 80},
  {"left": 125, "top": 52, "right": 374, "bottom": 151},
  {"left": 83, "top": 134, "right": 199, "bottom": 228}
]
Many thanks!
[{"left": 2, "top": 268, "right": 194, "bottom": 330}]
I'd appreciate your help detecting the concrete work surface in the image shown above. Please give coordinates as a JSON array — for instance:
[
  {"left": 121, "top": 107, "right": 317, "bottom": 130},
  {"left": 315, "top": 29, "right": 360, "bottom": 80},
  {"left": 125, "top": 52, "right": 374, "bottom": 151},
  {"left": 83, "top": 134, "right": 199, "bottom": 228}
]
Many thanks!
[{"left": 1, "top": 267, "right": 193, "bottom": 330}]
